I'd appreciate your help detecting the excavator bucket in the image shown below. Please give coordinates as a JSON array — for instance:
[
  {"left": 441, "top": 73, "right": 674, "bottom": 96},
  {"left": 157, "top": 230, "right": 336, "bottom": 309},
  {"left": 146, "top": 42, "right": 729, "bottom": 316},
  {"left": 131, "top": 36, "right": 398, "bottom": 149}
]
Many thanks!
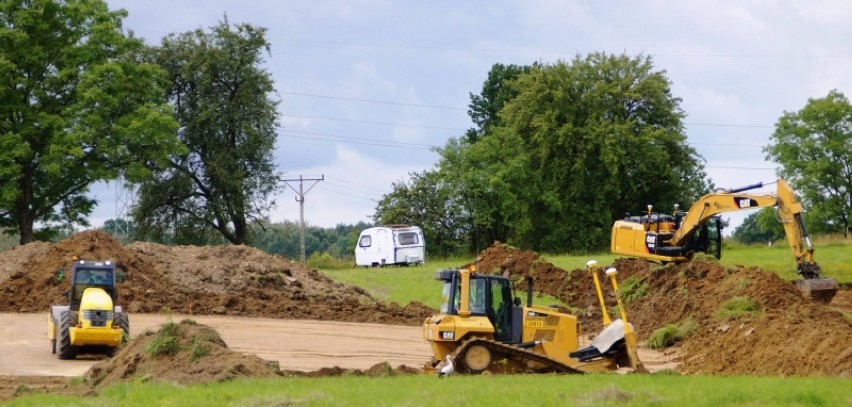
[{"left": 794, "top": 278, "right": 839, "bottom": 304}]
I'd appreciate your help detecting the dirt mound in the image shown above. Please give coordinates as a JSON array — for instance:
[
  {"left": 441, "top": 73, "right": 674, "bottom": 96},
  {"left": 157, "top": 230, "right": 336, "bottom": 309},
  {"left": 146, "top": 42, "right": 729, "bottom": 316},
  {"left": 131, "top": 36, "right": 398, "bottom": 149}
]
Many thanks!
[
  {"left": 86, "top": 319, "right": 279, "bottom": 388},
  {"left": 0, "top": 230, "right": 433, "bottom": 325},
  {"left": 474, "top": 242, "right": 852, "bottom": 376},
  {"left": 283, "top": 361, "right": 421, "bottom": 378}
]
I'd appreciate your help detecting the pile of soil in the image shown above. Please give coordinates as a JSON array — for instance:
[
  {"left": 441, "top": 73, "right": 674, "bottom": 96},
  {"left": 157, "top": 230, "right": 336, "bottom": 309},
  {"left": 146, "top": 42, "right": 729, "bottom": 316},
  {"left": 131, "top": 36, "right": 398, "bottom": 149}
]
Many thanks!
[
  {"left": 0, "top": 230, "right": 433, "bottom": 325},
  {"left": 473, "top": 242, "right": 852, "bottom": 376},
  {"left": 85, "top": 319, "right": 419, "bottom": 390},
  {"left": 86, "top": 319, "right": 280, "bottom": 388}
]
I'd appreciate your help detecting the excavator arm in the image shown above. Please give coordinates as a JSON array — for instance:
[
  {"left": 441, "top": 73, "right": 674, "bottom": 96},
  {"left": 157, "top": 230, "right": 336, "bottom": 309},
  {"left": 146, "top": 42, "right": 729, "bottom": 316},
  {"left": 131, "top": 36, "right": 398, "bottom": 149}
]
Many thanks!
[
  {"left": 672, "top": 179, "right": 821, "bottom": 278},
  {"left": 611, "top": 179, "right": 838, "bottom": 303}
]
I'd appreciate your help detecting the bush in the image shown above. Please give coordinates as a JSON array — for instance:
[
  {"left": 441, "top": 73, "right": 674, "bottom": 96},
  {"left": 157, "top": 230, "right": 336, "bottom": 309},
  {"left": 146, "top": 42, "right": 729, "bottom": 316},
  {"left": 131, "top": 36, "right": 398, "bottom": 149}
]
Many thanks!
[{"left": 307, "top": 252, "right": 350, "bottom": 269}]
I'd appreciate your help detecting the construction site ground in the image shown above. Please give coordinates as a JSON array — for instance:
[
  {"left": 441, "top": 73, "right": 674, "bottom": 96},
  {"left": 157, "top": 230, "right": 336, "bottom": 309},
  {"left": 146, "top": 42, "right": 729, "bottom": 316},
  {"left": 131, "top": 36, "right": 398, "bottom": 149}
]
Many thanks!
[{"left": 0, "top": 232, "right": 849, "bottom": 400}]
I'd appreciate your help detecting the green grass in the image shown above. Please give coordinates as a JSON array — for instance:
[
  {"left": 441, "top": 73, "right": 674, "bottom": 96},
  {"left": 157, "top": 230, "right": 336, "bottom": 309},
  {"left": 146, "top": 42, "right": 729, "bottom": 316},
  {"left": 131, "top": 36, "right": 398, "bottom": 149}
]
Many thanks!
[
  {"left": 323, "top": 257, "right": 568, "bottom": 309},
  {"left": 714, "top": 296, "right": 763, "bottom": 320},
  {"left": 647, "top": 316, "right": 698, "bottom": 349},
  {"left": 7, "top": 373, "right": 851, "bottom": 406},
  {"left": 719, "top": 242, "right": 852, "bottom": 284}
]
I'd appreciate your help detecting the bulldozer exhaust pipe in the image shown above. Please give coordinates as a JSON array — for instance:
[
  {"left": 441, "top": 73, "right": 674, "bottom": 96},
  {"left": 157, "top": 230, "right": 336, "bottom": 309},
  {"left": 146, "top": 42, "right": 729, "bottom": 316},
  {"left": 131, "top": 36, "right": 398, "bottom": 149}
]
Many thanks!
[{"left": 526, "top": 276, "right": 533, "bottom": 307}]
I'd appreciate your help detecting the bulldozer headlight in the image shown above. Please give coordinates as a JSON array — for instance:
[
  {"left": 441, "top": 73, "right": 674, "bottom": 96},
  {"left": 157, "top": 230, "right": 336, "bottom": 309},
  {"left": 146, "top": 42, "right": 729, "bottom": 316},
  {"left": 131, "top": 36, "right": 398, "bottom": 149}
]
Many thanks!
[{"left": 440, "top": 331, "right": 454, "bottom": 340}]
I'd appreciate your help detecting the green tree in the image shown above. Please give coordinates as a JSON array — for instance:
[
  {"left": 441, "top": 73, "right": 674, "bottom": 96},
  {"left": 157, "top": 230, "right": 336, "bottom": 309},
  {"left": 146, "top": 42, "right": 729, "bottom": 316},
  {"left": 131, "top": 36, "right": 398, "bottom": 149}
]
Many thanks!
[
  {"left": 465, "top": 63, "right": 532, "bottom": 143},
  {"left": 765, "top": 90, "right": 852, "bottom": 237},
  {"left": 134, "top": 20, "right": 281, "bottom": 245},
  {"left": 374, "top": 169, "right": 466, "bottom": 257},
  {"left": 101, "top": 218, "right": 135, "bottom": 242},
  {"left": 732, "top": 208, "right": 785, "bottom": 244},
  {"left": 494, "top": 53, "right": 709, "bottom": 251},
  {"left": 0, "top": 0, "right": 181, "bottom": 244}
]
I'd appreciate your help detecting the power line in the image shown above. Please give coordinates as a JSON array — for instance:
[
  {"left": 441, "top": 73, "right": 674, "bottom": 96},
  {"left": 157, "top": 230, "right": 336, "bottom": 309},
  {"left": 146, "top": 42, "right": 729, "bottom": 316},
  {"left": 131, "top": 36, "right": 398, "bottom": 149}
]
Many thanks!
[
  {"left": 282, "top": 92, "right": 775, "bottom": 128},
  {"left": 323, "top": 179, "right": 385, "bottom": 197},
  {"left": 282, "top": 113, "right": 468, "bottom": 131},
  {"left": 279, "top": 130, "right": 438, "bottom": 150},
  {"left": 317, "top": 185, "right": 378, "bottom": 201},
  {"left": 706, "top": 165, "right": 776, "bottom": 171},
  {"left": 325, "top": 175, "right": 390, "bottom": 194},
  {"left": 685, "top": 122, "right": 772, "bottom": 129},
  {"left": 281, "top": 91, "right": 467, "bottom": 111}
]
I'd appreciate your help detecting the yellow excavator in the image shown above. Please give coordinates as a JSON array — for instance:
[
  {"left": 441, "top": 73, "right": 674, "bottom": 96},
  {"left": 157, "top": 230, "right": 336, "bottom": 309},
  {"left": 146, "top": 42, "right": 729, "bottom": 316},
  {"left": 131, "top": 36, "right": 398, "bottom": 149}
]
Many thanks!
[
  {"left": 422, "top": 262, "right": 645, "bottom": 375},
  {"left": 48, "top": 258, "right": 129, "bottom": 359},
  {"left": 611, "top": 179, "right": 839, "bottom": 303}
]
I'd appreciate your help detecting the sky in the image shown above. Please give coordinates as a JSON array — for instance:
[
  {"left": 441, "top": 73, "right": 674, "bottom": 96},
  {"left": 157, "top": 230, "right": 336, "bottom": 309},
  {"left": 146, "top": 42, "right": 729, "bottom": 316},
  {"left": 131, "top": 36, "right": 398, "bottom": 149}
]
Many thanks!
[{"left": 89, "top": 0, "right": 852, "bottom": 236}]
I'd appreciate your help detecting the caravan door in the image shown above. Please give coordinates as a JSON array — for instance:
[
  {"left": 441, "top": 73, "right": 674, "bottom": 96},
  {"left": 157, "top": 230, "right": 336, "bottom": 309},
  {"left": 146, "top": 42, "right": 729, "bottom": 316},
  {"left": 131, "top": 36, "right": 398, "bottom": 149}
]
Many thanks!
[{"left": 355, "top": 228, "right": 390, "bottom": 267}]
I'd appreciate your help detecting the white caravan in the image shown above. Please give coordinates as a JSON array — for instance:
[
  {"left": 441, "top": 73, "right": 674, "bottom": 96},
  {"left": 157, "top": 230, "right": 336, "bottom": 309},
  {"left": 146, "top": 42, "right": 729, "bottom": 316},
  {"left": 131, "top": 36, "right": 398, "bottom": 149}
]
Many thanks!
[{"left": 355, "top": 225, "right": 425, "bottom": 267}]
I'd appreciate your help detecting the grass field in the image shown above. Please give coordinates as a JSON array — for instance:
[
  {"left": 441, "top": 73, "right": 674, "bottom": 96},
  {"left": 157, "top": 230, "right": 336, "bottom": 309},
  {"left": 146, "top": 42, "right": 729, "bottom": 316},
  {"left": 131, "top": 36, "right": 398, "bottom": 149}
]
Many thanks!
[{"left": 8, "top": 372, "right": 850, "bottom": 406}]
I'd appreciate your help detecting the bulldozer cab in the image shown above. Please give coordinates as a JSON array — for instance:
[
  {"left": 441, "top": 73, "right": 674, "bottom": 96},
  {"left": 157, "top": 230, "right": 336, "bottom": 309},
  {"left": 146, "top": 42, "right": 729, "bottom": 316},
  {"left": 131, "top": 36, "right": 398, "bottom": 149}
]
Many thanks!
[
  {"left": 437, "top": 270, "right": 517, "bottom": 343},
  {"left": 69, "top": 262, "right": 117, "bottom": 312}
]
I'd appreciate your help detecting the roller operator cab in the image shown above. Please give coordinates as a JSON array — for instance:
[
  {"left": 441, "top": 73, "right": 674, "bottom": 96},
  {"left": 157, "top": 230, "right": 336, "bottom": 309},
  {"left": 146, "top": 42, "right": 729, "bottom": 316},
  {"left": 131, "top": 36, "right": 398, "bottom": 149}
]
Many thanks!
[
  {"left": 47, "top": 259, "right": 129, "bottom": 359},
  {"left": 422, "top": 266, "right": 644, "bottom": 375}
]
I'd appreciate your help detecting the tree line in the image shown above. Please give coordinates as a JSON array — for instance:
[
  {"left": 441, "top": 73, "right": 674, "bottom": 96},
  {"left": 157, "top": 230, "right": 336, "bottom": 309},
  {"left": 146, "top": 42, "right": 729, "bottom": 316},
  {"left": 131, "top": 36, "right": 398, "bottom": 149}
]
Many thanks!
[{"left": 1, "top": 0, "right": 848, "bottom": 257}]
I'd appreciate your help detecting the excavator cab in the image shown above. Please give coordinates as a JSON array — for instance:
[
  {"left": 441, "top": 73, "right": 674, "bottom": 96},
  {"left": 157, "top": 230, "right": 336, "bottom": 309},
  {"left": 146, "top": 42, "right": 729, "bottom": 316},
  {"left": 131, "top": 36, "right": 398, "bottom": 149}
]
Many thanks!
[{"left": 683, "top": 216, "right": 723, "bottom": 259}]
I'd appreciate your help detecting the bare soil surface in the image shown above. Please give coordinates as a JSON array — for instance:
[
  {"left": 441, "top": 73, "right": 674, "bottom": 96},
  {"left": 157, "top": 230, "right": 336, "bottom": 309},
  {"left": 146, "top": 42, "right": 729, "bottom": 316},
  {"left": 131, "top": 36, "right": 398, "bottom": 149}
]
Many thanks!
[{"left": 0, "top": 313, "right": 429, "bottom": 400}]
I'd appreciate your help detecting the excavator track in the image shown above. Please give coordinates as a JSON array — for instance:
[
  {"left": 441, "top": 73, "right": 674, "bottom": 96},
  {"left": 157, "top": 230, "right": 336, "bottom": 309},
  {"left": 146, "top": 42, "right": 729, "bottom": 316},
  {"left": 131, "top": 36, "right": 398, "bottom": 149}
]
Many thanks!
[{"left": 452, "top": 338, "right": 584, "bottom": 375}]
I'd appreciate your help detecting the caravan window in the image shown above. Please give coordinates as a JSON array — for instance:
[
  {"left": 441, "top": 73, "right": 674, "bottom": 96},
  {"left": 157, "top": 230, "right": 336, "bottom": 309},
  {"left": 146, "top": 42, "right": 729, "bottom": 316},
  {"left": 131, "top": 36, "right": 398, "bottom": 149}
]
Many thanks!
[
  {"left": 358, "top": 236, "right": 372, "bottom": 247},
  {"left": 398, "top": 232, "right": 419, "bottom": 245}
]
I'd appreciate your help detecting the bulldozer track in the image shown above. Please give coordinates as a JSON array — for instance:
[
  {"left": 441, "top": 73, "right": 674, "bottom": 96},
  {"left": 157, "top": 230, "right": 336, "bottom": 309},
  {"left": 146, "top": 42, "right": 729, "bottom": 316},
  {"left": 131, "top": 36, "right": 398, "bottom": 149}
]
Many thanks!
[{"left": 452, "top": 338, "right": 583, "bottom": 374}]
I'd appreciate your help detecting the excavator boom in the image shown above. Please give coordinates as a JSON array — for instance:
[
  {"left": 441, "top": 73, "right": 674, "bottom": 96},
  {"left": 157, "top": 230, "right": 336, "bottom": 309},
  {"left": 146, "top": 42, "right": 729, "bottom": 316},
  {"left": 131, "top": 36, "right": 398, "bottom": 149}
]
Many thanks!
[{"left": 611, "top": 179, "right": 838, "bottom": 303}]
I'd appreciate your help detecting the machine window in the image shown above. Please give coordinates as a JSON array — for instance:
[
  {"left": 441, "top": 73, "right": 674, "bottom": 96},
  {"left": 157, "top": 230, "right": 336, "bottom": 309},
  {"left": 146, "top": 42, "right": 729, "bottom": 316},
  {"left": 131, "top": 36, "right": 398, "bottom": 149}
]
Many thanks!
[
  {"left": 358, "top": 236, "right": 372, "bottom": 247},
  {"left": 470, "top": 278, "right": 486, "bottom": 314},
  {"left": 397, "top": 232, "right": 419, "bottom": 245}
]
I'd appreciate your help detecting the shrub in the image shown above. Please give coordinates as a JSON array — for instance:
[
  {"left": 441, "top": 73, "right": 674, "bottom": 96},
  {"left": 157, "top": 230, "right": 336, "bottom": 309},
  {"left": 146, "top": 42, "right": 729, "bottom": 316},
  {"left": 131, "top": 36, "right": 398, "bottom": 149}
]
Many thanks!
[{"left": 307, "top": 252, "right": 350, "bottom": 269}]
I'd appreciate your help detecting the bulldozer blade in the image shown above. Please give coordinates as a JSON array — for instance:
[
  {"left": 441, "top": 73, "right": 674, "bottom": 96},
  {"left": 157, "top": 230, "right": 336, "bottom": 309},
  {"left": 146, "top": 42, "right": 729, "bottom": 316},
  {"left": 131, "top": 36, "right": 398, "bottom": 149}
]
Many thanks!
[
  {"left": 794, "top": 278, "right": 839, "bottom": 304},
  {"left": 624, "top": 331, "right": 648, "bottom": 374}
]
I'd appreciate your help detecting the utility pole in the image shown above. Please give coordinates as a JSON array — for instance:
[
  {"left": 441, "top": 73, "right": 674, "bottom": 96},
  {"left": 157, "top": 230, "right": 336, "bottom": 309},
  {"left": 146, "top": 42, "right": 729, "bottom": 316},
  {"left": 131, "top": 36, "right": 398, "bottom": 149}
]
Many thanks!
[{"left": 280, "top": 175, "right": 324, "bottom": 263}]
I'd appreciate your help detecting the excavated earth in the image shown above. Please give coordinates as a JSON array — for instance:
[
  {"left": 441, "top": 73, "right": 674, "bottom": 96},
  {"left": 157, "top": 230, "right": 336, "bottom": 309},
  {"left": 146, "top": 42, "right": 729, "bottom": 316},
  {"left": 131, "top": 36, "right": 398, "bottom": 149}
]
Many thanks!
[
  {"left": 0, "top": 230, "right": 433, "bottom": 324},
  {"left": 1, "top": 232, "right": 850, "bottom": 400},
  {"left": 471, "top": 242, "right": 852, "bottom": 376}
]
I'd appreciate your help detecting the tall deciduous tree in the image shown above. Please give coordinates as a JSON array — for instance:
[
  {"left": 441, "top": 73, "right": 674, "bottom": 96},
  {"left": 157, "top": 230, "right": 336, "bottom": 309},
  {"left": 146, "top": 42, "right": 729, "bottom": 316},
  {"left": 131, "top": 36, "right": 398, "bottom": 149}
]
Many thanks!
[
  {"left": 134, "top": 20, "right": 281, "bottom": 245},
  {"left": 765, "top": 90, "right": 852, "bottom": 237},
  {"left": 498, "top": 53, "right": 709, "bottom": 251},
  {"left": 0, "top": 0, "right": 181, "bottom": 244},
  {"left": 465, "top": 63, "right": 532, "bottom": 143}
]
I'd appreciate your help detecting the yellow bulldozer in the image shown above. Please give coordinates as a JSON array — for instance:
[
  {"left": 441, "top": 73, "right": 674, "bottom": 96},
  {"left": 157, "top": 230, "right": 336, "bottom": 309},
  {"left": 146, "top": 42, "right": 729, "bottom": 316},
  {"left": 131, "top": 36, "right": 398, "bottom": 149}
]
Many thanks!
[
  {"left": 48, "top": 259, "right": 129, "bottom": 359},
  {"left": 422, "top": 262, "right": 644, "bottom": 375},
  {"left": 611, "top": 178, "right": 839, "bottom": 303}
]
